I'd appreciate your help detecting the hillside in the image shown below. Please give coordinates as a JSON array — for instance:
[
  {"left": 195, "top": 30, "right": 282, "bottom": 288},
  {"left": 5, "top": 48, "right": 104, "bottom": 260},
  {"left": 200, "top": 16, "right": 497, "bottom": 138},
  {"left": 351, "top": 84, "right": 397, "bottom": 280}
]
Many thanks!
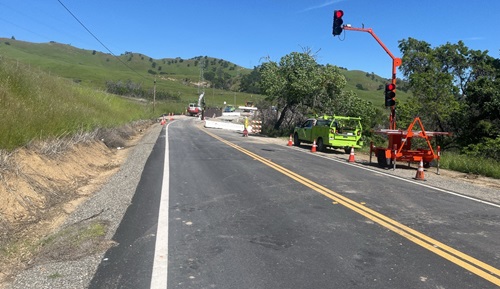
[
  {"left": 0, "top": 38, "right": 410, "bottom": 109},
  {"left": 341, "top": 69, "right": 410, "bottom": 106},
  {"left": 0, "top": 38, "right": 260, "bottom": 110}
]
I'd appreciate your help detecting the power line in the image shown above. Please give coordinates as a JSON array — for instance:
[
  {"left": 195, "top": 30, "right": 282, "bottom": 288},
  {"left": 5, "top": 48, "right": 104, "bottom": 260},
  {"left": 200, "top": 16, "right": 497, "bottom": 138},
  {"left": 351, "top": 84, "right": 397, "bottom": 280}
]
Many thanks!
[{"left": 56, "top": 0, "right": 149, "bottom": 81}]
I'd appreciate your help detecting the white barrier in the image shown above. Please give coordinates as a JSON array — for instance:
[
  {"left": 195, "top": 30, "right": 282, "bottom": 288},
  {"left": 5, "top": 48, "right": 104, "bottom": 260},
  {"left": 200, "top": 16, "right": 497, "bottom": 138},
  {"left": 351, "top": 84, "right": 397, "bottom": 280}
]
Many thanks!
[
  {"left": 204, "top": 120, "right": 245, "bottom": 131},
  {"left": 222, "top": 112, "right": 241, "bottom": 117}
]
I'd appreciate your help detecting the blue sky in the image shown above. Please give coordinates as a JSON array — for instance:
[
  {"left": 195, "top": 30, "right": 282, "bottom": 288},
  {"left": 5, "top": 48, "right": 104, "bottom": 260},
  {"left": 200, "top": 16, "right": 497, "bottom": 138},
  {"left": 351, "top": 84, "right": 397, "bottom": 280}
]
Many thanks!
[{"left": 1, "top": 0, "right": 499, "bottom": 80}]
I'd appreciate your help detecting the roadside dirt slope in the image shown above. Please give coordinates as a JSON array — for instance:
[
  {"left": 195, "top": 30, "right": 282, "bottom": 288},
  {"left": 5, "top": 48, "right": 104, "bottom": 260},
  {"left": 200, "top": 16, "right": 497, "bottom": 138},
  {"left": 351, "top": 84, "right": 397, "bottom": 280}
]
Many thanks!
[{"left": 0, "top": 122, "right": 151, "bottom": 285}]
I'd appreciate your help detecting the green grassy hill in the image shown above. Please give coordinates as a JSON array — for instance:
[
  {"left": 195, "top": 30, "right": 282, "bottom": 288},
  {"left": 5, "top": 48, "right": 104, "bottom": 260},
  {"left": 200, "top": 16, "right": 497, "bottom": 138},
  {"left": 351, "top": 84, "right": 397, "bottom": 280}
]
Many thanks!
[
  {"left": 0, "top": 38, "right": 259, "bottom": 110},
  {"left": 341, "top": 69, "right": 410, "bottom": 107},
  {"left": 0, "top": 38, "right": 410, "bottom": 108}
]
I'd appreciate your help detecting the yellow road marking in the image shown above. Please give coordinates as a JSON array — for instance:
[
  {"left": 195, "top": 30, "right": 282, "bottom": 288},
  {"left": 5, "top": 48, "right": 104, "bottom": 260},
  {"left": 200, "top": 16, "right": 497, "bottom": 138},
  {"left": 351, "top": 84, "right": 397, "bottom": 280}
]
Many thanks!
[{"left": 203, "top": 130, "right": 500, "bottom": 286}]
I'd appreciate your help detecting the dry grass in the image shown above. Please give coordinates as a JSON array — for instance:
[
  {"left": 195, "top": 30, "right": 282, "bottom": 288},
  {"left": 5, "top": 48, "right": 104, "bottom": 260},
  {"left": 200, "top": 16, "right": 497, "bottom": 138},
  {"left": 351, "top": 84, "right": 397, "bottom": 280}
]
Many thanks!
[
  {"left": 25, "top": 130, "right": 98, "bottom": 157},
  {"left": 0, "top": 150, "right": 15, "bottom": 179}
]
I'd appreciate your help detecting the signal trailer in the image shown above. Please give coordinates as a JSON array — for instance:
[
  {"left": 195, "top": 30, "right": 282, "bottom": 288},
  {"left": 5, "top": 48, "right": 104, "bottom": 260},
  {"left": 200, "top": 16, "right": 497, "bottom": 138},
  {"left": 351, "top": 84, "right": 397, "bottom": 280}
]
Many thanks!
[{"left": 370, "top": 117, "right": 451, "bottom": 169}]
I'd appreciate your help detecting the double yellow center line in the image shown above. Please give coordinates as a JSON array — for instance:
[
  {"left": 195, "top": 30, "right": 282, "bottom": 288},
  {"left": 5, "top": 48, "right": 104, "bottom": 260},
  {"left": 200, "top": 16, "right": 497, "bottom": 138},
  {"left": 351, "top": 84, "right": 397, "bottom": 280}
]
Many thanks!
[{"left": 204, "top": 130, "right": 500, "bottom": 286}]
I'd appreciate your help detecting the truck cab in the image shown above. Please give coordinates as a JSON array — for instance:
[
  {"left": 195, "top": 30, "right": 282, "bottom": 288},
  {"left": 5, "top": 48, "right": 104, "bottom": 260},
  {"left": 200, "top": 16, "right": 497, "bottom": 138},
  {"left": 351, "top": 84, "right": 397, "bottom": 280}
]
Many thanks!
[{"left": 295, "top": 119, "right": 317, "bottom": 141}]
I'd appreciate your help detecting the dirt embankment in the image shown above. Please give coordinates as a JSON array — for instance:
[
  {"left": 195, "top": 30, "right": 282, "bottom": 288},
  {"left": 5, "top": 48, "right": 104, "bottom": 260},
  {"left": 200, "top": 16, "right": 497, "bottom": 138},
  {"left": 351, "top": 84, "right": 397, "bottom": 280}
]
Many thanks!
[{"left": 0, "top": 121, "right": 153, "bottom": 285}]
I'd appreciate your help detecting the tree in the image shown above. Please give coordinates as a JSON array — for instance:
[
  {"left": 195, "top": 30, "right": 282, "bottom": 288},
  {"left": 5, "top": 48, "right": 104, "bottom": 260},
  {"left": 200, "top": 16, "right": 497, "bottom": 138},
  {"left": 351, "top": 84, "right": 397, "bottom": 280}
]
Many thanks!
[
  {"left": 398, "top": 38, "right": 462, "bottom": 134},
  {"left": 204, "top": 71, "right": 215, "bottom": 83},
  {"left": 463, "top": 74, "right": 500, "bottom": 145},
  {"left": 398, "top": 37, "right": 500, "bottom": 153},
  {"left": 260, "top": 51, "right": 354, "bottom": 131},
  {"left": 260, "top": 52, "right": 321, "bottom": 130},
  {"left": 240, "top": 66, "right": 261, "bottom": 94}
]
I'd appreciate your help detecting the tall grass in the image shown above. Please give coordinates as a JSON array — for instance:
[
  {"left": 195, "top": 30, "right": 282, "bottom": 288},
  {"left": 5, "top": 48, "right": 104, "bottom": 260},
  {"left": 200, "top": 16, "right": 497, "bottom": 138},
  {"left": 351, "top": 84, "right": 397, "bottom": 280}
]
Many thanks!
[
  {"left": 0, "top": 58, "right": 153, "bottom": 150},
  {"left": 440, "top": 151, "right": 500, "bottom": 179}
]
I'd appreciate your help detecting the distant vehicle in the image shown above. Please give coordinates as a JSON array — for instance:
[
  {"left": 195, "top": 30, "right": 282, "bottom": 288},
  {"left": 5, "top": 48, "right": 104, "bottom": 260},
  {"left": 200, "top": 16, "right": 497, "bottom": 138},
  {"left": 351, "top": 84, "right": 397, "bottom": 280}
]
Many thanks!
[
  {"left": 187, "top": 92, "right": 205, "bottom": 116},
  {"left": 223, "top": 105, "right": 236, "bottom": 112},
  {"left": 187, "top": 103, "right": 201, "bottom": 116},
  {"left": 293, "top": 115, "right": 363, "bottom": 153}
]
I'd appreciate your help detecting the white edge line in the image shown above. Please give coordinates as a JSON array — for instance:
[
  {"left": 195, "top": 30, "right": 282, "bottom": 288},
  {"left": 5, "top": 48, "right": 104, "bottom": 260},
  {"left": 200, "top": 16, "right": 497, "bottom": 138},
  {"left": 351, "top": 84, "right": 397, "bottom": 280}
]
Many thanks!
[
  {"left": 290, "top": 146, "right": 500, "bottom": 209},
  {"left": 150, "top": 124, "right": 170, "bottom": 288}
]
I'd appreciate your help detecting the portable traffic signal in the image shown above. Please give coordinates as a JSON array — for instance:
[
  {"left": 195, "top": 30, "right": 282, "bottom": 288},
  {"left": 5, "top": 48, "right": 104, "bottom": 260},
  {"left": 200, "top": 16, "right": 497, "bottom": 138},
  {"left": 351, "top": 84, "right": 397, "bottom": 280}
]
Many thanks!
[
  {"left": 332, "top": 10, "right": 344, "bottom": 36},
  {"left": 385, "top": 83, "right": 396, "bottom": 107}
]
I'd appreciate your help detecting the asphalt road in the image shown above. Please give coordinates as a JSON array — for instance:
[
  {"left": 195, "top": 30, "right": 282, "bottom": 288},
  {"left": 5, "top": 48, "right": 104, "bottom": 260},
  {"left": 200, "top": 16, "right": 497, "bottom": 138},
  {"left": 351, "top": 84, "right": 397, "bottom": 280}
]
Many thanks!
[{"left": 89, "top": 117, "right": 500, "bottom": 289}]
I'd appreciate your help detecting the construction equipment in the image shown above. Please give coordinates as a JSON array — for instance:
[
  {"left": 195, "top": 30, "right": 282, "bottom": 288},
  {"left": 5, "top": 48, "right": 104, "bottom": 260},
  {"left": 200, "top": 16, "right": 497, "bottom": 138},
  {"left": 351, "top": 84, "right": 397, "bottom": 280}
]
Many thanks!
[
  {"left": 348, "top": 146, "right": 355, "bottom": 162},
  {"left": 414, "top": 159, "right": 426, "bottom": 180},
  {"left": 187, "top": 92, "right": 205, "bottom": 116},
  {"left": 370, "top": 117, "right": 451, "bottom": 168}
]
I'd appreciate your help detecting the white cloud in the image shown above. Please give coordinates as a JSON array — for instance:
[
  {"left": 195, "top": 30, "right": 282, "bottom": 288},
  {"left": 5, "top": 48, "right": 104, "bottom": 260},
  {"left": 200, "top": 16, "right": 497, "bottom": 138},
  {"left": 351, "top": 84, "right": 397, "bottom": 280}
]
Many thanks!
[{"left": 301, "top": 0, "right": 344, "bottom": 13}]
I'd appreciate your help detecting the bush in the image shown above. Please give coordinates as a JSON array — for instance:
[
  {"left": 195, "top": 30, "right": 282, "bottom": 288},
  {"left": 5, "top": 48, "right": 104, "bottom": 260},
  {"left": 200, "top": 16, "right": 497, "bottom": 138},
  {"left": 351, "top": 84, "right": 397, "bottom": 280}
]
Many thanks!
[{"left": 462, "top": 137, "right": 500, "bottom": 162}]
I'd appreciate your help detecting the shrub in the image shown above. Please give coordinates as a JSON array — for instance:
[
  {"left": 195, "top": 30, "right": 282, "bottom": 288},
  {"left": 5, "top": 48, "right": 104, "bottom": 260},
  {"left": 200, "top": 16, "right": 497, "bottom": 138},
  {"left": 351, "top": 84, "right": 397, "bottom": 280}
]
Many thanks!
[{"left": 462, "top": 137, "right": 500, "bottom": 162}]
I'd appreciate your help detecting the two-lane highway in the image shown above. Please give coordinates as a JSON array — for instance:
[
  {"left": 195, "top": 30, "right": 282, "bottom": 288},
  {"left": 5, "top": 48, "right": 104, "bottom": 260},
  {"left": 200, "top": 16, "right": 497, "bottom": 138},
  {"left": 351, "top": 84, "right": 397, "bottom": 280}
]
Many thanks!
[{"left": 90, "top": 118, "right": 500, "bottom": 289}]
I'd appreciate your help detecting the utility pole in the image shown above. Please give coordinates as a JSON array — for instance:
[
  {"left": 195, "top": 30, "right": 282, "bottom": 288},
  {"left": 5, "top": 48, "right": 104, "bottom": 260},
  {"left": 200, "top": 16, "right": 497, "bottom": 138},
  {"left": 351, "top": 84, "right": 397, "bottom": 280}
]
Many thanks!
[
  {"left": 198, "top": 64, "right": 205, "bottom": 94},
  {"left": 153, "top": 78, "right": 156, "bottom": 114}
]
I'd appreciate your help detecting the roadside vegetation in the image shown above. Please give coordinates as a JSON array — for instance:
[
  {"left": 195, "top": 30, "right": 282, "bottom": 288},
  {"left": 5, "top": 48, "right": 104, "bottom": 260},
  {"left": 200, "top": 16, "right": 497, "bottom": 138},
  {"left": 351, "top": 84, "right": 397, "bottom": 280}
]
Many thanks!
[
  {"left": 441, "top": 153, "right": 500, "bottom": 179},
  {"left": 0, "top": 57, "right": 153, "bottom": 150}
]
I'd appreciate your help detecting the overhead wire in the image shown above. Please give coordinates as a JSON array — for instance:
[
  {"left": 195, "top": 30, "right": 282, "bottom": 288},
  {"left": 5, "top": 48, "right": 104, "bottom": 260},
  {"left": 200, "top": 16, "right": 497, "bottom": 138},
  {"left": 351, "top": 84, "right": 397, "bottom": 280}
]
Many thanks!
[
  {"left": 0, "top": 17, "right": 50, "bottom": 41},
  {"left": 56, "top": 0, "right": 150, "bottom": 81}
]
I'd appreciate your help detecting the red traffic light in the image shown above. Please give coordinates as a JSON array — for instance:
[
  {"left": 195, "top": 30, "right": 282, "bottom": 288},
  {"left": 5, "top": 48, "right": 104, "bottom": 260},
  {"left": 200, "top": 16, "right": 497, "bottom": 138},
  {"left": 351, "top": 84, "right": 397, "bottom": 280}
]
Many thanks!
[
  {"left": 385, "top": 83, "right": 396, "bottom": 107},
  {"left": 332, "top": 10, "right": 344, "bottom": 36}
]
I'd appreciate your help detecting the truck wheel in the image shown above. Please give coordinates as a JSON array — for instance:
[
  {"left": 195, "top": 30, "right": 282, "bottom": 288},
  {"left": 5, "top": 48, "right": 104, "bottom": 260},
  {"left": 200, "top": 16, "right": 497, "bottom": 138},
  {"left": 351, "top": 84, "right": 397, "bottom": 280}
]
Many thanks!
[
  {"left": 293, "top": 133, "right": 300, "bottom": 146},
  {"left": 317, "top": 138, "right": 325, "bottom": 152},
  {"left": 344, "top": 147, "right": 351, "bottom": 154}
]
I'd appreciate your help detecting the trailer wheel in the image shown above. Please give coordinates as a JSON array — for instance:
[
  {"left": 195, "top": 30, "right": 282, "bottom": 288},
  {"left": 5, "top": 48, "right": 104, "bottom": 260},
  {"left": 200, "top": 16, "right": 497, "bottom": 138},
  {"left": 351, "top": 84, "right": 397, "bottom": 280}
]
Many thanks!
[
  {"left": 424, "top": 161, "right": 430, "bottom": 168},
  {"left": 377, "top": 150, "right": 388, "bottom": 168},
  {"left": 293, "top": 133, "right": 300, "bottom": 146}
]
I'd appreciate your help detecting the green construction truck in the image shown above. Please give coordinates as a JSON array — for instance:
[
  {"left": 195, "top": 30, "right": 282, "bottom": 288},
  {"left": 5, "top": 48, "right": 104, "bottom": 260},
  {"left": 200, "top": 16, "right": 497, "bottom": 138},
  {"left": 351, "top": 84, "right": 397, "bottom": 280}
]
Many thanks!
[{"left": 293, "top": 115, "right": 363, "bottom": 153}]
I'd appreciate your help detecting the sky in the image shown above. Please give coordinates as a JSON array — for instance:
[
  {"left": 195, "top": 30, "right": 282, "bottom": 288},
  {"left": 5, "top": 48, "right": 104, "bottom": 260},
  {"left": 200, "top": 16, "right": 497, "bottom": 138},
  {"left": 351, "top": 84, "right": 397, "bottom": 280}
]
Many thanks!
[{"left": 1, "top": 0, "right": 500, "bottom": 80}]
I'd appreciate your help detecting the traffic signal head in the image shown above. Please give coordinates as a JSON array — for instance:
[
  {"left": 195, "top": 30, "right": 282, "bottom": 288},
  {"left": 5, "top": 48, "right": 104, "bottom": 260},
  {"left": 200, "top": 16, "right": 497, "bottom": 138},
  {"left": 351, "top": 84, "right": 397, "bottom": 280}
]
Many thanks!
[
  {"left": 385, "top": 83, "right": 396, "bottom": 107},
  {"left": 332, "top": 10, "right": 344, "bottom": 36}
]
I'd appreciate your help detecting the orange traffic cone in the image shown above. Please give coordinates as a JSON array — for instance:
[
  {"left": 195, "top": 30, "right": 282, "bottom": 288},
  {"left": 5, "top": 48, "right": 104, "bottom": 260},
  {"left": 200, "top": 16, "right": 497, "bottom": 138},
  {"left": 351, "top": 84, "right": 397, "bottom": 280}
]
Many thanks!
[
  {"left": 287, "top": 134, "right": 293, "bottom": 146},
  {"left": 311, "top": 139, "right": 317, "bottom": 152},
  {"left": 414, "top": 159, "right": 425, "bottom": 180},
  {"left": 348, "top": 146, "right": 355, "bottom": 162}
]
